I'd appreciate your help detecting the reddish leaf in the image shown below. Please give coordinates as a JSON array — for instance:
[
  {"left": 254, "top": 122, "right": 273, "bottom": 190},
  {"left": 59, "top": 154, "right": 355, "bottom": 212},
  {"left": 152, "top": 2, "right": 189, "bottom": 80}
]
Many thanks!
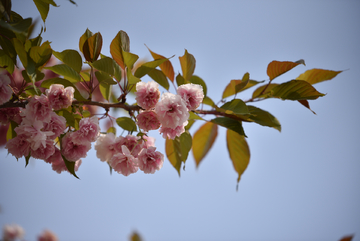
[
  {"left": 339, "top": 235, "right": 353, "bottom": 241},
  {"left": 298, "top": 100, "right": 316, "bottom": 114},
  {"left": 82, "top": 32, "right": 102, "bottom": 63},
  {"left": 296, "top": 68, "right": 342, "bottom": 85},
  {"left": 110, "top": 30, "right": 130, "bottom": 70},
  {"left": 146, "top": 45, "right": 175, "bottom": 82},
  {"left": 267, "top": 59, "right": 305, "bottom": 81},
  {"left": 79, "top": 28, "right": 93, "bottom": 55},
  {"left": 192, "top": 122, "right": 218, "bottom": 167}
]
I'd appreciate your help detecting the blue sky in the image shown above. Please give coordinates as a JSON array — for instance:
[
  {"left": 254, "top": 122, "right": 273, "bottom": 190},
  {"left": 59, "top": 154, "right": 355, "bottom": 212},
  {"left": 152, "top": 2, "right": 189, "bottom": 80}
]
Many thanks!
[{"left": 1, "top": 1, "right": 360, "bottom": 240}]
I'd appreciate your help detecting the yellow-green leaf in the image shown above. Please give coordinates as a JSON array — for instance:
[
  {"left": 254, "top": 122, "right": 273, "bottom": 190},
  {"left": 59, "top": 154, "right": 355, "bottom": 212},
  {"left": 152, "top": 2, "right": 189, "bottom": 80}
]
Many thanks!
[
  {"left": 165, "top": 132, "right": 192, "bottom": 176},
  {"left": 0, "top": 49, "right": 14, "bottom": 74},
  {"left": 116, "top": 117, "right": 137, "bottom": 132},
  {"left": 296, "top": 68, "right": 342, "bottom": 85},
  {"left": 267, "top": 59, "right": 305, "bottom": 81},
  {"left": 226, "top": 129, "right": 250, "bottom": 183},
  {"left": 247, "top": 105, "right": 281, "bottom": 131},
  {"left": 28, "top": 41, "right": 52, "bottom": 68},
  {"left": 6, "top": 120, "right": 18, "bottom": 141},
  {"left": 211, "top": 117, "right": 246, "bottom": 137},
  {"left": 222, "top": 79, "right": 263, "bottom": 99},
  {"left": 271, "top": 79, "right": 325, "bottom": 100},
  {"left": 53, "top": 49, "right": 82, "bottom": 73},
  {"left": 179, "top": 49, "right": 195, "bottom": 82},
  {"left": 192, "top": 122, "right": 218, "bottom": 167},
  {"left": 79, "top": 28, "right": 93, "bottom": 55},
  {"left": 147, "top": 69, "right": 169, "bottom": 90},
  {"left": 252, "top": 83, "right": 279, "bottom": 99},
  {"left": 110, "top": 30, "right": 130, "bottom": 70},
  {"left": 44, "top": 64, "right": 81, "bottom": 83},
  {"left": 91, "top": 57, "right": 115, "bottom": 77},
  {"left": 147, "top": 46, "right": 175, "bottom": 82},
  {"left": 134, "top": 58, "right": 168, "bottom": 78},
  {"left": 82, "top": 32, "right": 102, "bottom": 63}
]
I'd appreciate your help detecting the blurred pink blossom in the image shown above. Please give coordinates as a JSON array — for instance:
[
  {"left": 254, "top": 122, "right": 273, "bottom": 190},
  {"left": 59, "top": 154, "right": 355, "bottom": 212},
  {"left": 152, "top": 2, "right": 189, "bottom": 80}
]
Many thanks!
[
  {"left": 21, "top": 94, "right": 52, "bottom": 122},
  {"left": 177, "top": 83, "right": 204, "bottom": 110},
  {"left": 31, "top": 139, "right": 55, "bottom": 160},
  {"left": 0, "top": 107, "right": 21, "bottom": 126},
  {"left": 109, "top": 145, "right": 138, "bottom": 176},
  {"left": 37, "top": 229, "right": 58, "bottom": 241},
  {"left": 94, "top": 132, "right": 117, "bottom": 162},
  {"left": 61, "top": 132, "right": 91, "bottom": 162},
  {"left": 136, "top": 110, "right": 161, "bottom": 132},
  {"left": 114, "top": 135, "right": 142, "bottom": 157},
  {"left": 0, "top": 74, "right": 13, "bottom": 105},
  {"left": 135, "top": 81, "right": 161, "bottom": 110},
  {"left": 46, "top": 84, "right": 75, "bottom": 110},
  {"left": 2, "top": 224, "right": 24, "bottom": 241},
  {"left": 5, "top": 134, "right": 30, "bottom": 158},
  {"left": 137, "top": 146, "right": 164, "bottom": 174},
  {"left": 72, "top": 116, "right": 100, "bottom": 143},
  {"left": 159, "top": 121, "right": 187, "bottom": 140},
  {"left": 43, "top": 112, "right": 66, "bottom": 139},
  {"left": 50, "top": 148, "right": 82, "bottom": 174},
  {"left": 155, "top": 93, "right": 189, "bottom": 129}
]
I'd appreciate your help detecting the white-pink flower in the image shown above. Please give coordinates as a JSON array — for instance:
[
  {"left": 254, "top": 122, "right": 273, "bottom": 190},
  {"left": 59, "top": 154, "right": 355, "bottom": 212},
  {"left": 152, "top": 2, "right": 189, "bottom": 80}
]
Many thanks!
[
  {"left": 137, "top": 146, "right": 164, "bottom": 174},
  {"left": 72, "top": 116, "right": 100, "bottom": 143},
  {"left": 177, "top": 83, "right": 204, "bottom": 110},
  {"left": 94, "top": 132, "right": 117, "bottom": 162},
  {"left": 2, "top": 224, "right": 24, "bottom": 241},
  {"left": 61, "top": 132, "right": 91, "bottom": 162},
  {"left": 0, "top": 107, "right": 21, "bottom": 126},
  {"left": 43, "top": 112, "right": 66, "bottom": 139},
  {"left": 114, "top": 135, "right": 142, "bottom": 157},
  {"left": 37, "top": 229, "right": 58, "bottom": 241},
  {"left": 22, "top": 94, "right": 52, "bottom": 122},
  {"left": 0, "top": 74, "right": 13, "bottom": 105},
  {"left": 135, "top": 81, "right": 161, "bottom": 110},
  {"left": 31, "top": 139, "right": 55, "bottom": 160},
  {"left": 5, "top": 134, "right": 31, "bottom": 159},
  {"left": 159, "top": 121, "right": 187, "bottom": 140},
  {"left": 109, "top": 145, "right": 138, "bottom": 176},
  {"left": 49, "top": 148, "right": 82, "bottom": 174},
  {"left": 136, "top": 110, "right": 161, "bottom": 132},
  {"left": 46, "top": 84, "right": 75, "bottom": 110},
  {"left": 142, "top": 135, "right": 156, "bottom": 148},
  {"left": 154, "top": 93, "right": 189, "bottom": 129}
]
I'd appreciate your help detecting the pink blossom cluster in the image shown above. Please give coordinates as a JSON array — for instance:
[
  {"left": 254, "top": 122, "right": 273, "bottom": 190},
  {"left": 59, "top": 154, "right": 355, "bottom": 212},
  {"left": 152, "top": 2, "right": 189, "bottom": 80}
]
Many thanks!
[
  {"left": 3, "top": 84, "right": 97, "bottom": 175},
  {"left": 2, "top": 224, "right": 58, "bottom": 241},
  {"left": 135, "top": 81, "right": 204, "bottom": 139},
  {"left": 95, "top": 133, "right": 164, "bottom": 175},
  {"left": 0, "top": 74, "right": 13, "bottom": 105}
]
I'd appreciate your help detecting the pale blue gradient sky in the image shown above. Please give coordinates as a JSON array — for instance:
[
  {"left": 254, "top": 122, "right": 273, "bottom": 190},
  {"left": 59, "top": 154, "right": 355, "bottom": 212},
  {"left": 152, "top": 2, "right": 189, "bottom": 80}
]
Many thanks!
[{"left": 1, "top": 1, "right": 360, "bottom": 241}]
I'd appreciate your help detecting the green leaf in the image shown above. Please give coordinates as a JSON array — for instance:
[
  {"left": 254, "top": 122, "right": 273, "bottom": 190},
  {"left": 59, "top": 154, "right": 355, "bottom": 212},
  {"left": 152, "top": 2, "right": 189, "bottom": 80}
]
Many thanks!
[
  {"left": 44, "top": 64, "right": 81, "bottom": 83},
  {"left": 146, "top": 45, "right": 175, "bottom": 82},
  {"left": 189, "top": 111, "right": 204, "bottom": 120},
  {"left": 82, "top": 32, "right": 102, "bottom": 63},
  {"left": 247, "top": 105, "right": 281, "bottom": 131},
  {"left": 147, "top": 68, "right": 169, "bottom": 90},
  {"left": 202, "top": 96, "right": 216, "bottom": 107},
  {"left": 79, "top": 28, "right": 93, "bottom": 54},
  {"left": 110, "top": 30, "right": 130, "bottom": 69},
  {"left": 127, "top": 69, "right": 141, "bottom": 85},
  {"left": 61, "top": 154, "right": 80, "bottom": 179},
  {"left": 189, "top": 75, "right": 207, "bottom": 96},
  {"left": 0, "top": 17, "right": 32, "bottom": 33},
  {"left": 176, "top": 73, "right": 186, "bottom": 86},
  {"left": 116, "top": 117, "right": 137, "bottom": 132},
  {"left": 33, "top": 0, "right": 50, "bottom": 22},
  {"left": 122, "top": 51, "right": 138, "bottom": 70},
  {"left": 41, "top": 77, "right": 86, "bottom": 101},
  {"left": 267, "top": 59, "right": 305, "bottom": 81},
  {"left": 28, "top": 41, "right": 52, "bottom": 68},
  {"left": 12, "top": 38, "right": 28, "bottom": 68},
  {"left": 296, "top": 68, "right": 343, "bottom": 85},
  {"left": 226, "top": 129, "right": 250, "bottom": 183},
  {"left": 270, "top": 79, "right": 325, "bottom": 100},
  {"left": 107, "top": 127, "right": 116, "bottom": 135},
  {"left": 165, "top": 132, "right": 192, "bottom": 175},
  {"left": 95, "top": 71, "right": 117, "bottom": 85},
  {"left": 53, "top": 49, "right": 82, "bottom": 73},
  {"left": 252, "top": 83, "right": 279, "bottom": 99},
  {"left": 0, "top": 49, "right": 14, "bottom": 73},
  {"left": 134, "top": 58, "right": 168, "bottom": 78},
  {"left": 90, "top": 57, "right": 114, "bottom": 76},
  {"left": 219, "top": 99, "right": 250, "bottom": 115},
  {"left": 6, "top": 120, "right": 18, "bottom": 141},
  {"left": 0, "top": 33, "right": 17, "bottom": 65},
  {"left": 57, "top": 109, "right": 75, "bottom": 128},
  {"left": 179, "top": 49, "right": 196, "bottom": 81},
  {"left": 192, "top": 122, "right": 218, "bottom": 167},
  {"left": 99, "top": 81, "right": 112, "bottom": 101},
  {"left": 211, "top": 117, "right": 246, "bottom": 137},
  {"left": 80, "top": 71, "right": 90, "bottom": 82},
  {"left": 222, "top": 79, "right": 263, "bottom": 99}
]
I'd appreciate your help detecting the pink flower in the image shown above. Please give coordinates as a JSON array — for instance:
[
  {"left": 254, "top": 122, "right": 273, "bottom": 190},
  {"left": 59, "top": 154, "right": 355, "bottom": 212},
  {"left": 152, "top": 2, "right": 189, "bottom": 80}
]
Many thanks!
[
  {"left": 43, "top": 112, "right": 66, "bottom": 139},
  {"left": 0, "top": 74, "right": 13, "bottom": 105},
  {"left": 0, "top": 107, "right": 21, "bottom": 126},
  {"left": 22, "top": 94, "right": 52, "bottom": 122},
  {"left": 45, "top": 147, "right": 61, "bottom": 164},
  {"left": 5, "top": 134, "right": 31, "bottom": 158},
  {"left": 135, "top": 81, "right": 161, "bottom": 110},
  {"left": 142, "top": 135, "right": 156, "bottom": 148},
  {"left": 2, "top": 224, "right": 24, "bottom": 241},
  {"left": 159, "top": 121, "right": 187, "bottom": 140},
  {"left": 114, "top": 135, "right": 142, "bottom": 157},
  {"left": 109, "top": 145, "right": 138, "bottom": 176},
  {"left": 46, "top": 84, "right": 75, "bottom": 110},
  {"left": 72, "top": 116, "right": 100, "bottom": 143},
  {"left": 136, "top": 110, "right": 161, "bottom": 132},
  {"left": 94, "top": 132, "right": 117, "bottom": 162},
  {"left": 37, "top": 229, "right": 58, "bottom": 241},
  {"left": 177, "top": 83, "right": 204, "bottom": 110},
  {"left": 31, "top": 139, "right": 55, "bottom": 160},
  {"left": 154, "top": 93, "right": 189, "bottom": 129},
  {"left": 137, "top": 146, "right": 164, "bottom": 174},
  {"left": 15, "top": 119, "right": 53, "bottom": 151},
  {"left": 61, "top": 132, "right": 91, "bottom": 162}
]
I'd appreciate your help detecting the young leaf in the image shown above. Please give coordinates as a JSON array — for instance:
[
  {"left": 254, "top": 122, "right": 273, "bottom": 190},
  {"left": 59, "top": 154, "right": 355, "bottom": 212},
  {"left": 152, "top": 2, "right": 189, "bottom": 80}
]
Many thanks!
[
  {"left": 219, "top": 99, "right": 250, "bottom": 115},
  {"left": 99, "top": 82, "right": 112, "bottom": 101},
  {"left": 28, "top": 41, "right": 52, "bottom": 68},
  {"left": 146, "top": 46, "right": 175, "bottom": 82},
  {"left": 147, "top": 69, "right": 169, "bottom": 90},
  {"left": 61, "top": 155, "right": 80, "bottom": 179},
  {"left": 296, "top": 68, "right": 342, "bottom": 85},
  {"left": 79, "top": 28, "right": 93, "bottom": 54},
  {"left": 6, "top": 120, "right": 18, "bottom": 141},
  {"left": 267, "top": 59, "right": 305, "bottom": 81},
  {"left": 189, "top": 75, "right": 207, "bottom": 96},
  {"left": 176, "top": 73, "right": 186, "bottom": 86},
  {"left": 126, "top": 69, "right": 141, "bottom": 85},
  {"left": 252, "top": 83, "right": 279, "bottom": 99},
  {"left": 53, "top": 49, "right": 83, "bottom": 73},
  {"left": 247, "top": 105, "right": 281, "bottom": 131},
  {"left": 116, "top": 117, "right": 137, "bottom": 132},
  {"left": 0, "top": 49, "right": 15, "bottom": 74},
  {"left": 133, "top": 58, "right": 168, "bottom": 78},
  {"left": 82, "top": 32, "right": 103, "bottom": 63},
  {"left": 270, "top": 79, "right": 325, "bottom": 100},
  {"left": 226, "top": 129, "right": 250, "bottom": 183},
  {"left": 110, "top": 30, "right": 130, "bottom": 69},
  {"left": 179, "top": 49, "right": 195, "bottom": 82},
  {"left": 211, "top": 117, "right": 246, "bottom": 137},
  {"left": 44, "top": 64, "right": 81, "bottom": 83},
  {"left": 192, "top": 122, "right": 218, "bottom": 167},
  {"left": 165, "top": 137, "right": 182, "bottom": 176},
  {"left": 122, "top": 51, "right": 139, "bottom": 70}
]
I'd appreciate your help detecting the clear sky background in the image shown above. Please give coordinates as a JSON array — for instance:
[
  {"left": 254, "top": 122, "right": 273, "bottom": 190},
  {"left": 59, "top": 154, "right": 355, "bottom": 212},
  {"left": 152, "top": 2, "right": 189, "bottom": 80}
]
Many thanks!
[{"left": 1, "top": 1, "right": 360, "bottom": 241}]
